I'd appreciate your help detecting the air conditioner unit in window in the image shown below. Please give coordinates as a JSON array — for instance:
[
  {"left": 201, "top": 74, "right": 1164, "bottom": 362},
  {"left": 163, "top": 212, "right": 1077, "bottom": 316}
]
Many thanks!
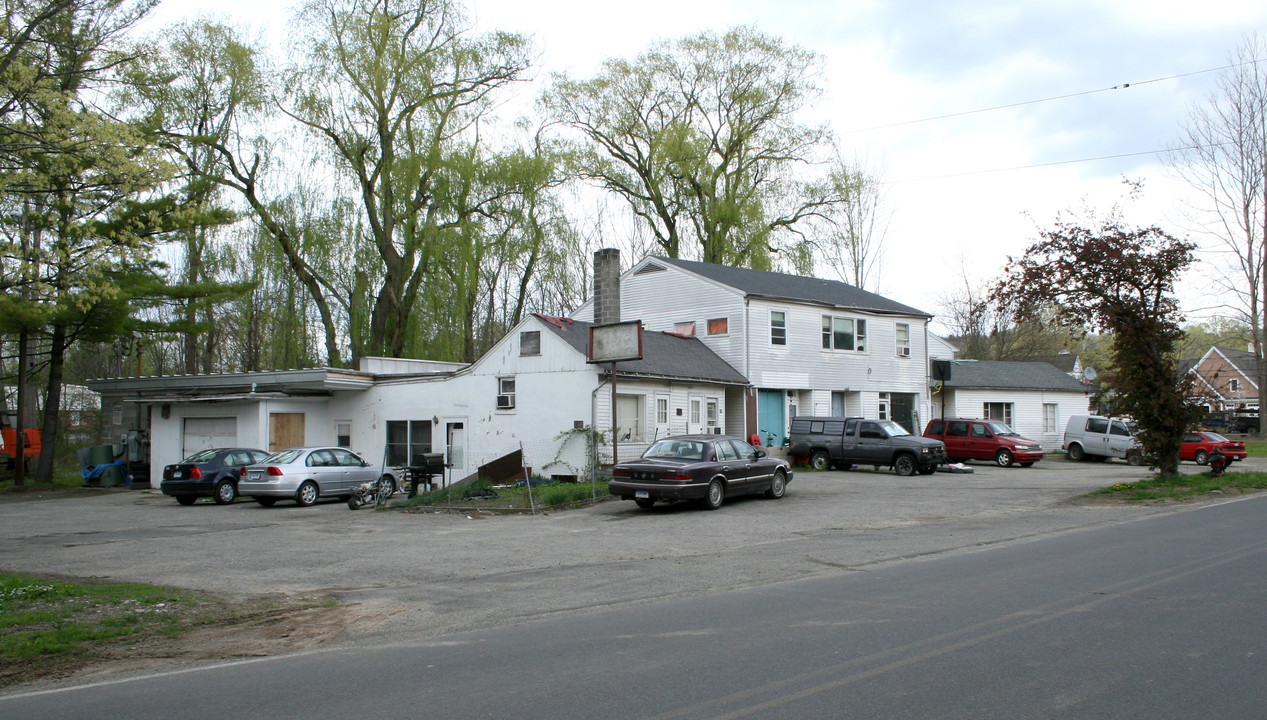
[
  {"left": 900, "top": 347, "right": 911, "bottom": 357},
  {"left": 496, "top": 395, "right": 515, "bottom": 409}
]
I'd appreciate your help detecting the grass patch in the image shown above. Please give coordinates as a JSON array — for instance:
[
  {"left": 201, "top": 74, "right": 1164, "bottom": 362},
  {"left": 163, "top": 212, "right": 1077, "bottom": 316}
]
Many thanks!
[
  {"left": 393, "top": 478, "right": 610, "bottom": 511},
  {"left": 0, "top": 572, "right": 210, "bottom": 663},
  {"left": 1086, "top": 468, "right": 1267, "bottom": 502}
]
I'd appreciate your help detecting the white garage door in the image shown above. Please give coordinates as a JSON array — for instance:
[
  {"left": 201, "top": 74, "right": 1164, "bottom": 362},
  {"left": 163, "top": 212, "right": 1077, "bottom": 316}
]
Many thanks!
[{"left": 183, "top": 417, "right": 238, "bottom": 456}]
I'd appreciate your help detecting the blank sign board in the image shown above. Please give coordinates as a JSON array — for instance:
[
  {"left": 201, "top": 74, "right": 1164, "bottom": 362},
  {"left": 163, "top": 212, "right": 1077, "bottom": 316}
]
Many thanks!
[{"left": 589, "top": 321, "right": 643, "bottom": 363}]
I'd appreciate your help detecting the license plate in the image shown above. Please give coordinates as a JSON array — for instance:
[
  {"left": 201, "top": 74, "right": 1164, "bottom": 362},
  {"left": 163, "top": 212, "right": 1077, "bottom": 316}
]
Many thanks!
[
  {"left": 172, "top": 471, "right": 182, "bottom": 479},
  {"left": 249, "top": 471, "right": 261, "bottom": 480},
  {"left": 635, "top": 490, "right": 649, "bottom": 499}
]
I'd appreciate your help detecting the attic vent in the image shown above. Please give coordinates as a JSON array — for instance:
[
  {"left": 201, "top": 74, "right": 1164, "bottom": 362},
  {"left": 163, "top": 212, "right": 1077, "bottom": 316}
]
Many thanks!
[{"left": 634, "top": 262, "right": 667, "bottom": 275}]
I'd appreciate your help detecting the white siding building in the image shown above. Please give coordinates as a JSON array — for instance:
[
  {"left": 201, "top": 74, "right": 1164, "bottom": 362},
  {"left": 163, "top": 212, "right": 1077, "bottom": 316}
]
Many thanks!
[{"left": 931, "top": 360, "right": 1091, "bottom": 450}]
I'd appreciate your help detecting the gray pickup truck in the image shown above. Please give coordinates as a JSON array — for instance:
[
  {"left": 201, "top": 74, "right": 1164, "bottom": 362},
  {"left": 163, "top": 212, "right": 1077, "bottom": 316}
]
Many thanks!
[{"left": 789, "top": 416, "right": 947, "bottom": 475}]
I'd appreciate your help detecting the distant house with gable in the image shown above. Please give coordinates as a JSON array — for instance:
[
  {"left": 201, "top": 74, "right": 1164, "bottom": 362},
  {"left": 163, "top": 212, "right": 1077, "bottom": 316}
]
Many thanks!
[{"left": 930, "top": 359, "right": 1090, "bottom": 450}]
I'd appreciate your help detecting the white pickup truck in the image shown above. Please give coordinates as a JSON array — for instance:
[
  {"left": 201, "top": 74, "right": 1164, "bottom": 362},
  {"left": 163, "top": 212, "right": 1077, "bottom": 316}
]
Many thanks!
[{"left": 1063, "top": 415, "right": 1143, "bottom": 465}]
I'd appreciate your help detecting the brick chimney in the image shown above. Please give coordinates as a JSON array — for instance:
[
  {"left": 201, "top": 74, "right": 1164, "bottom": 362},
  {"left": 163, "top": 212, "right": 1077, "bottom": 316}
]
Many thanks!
[{"left": 593, "top": 248, "right": 621, "bottom": 326}]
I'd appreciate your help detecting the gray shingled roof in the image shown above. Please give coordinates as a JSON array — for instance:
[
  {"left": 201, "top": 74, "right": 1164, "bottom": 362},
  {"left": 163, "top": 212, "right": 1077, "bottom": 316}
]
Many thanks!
[
  {"left": 653, "top": 256, "right": 931, "bottom": 318},
  {"left": 534, "top": 315, "right": 749, "bottom": 386},
  {"left": 1213, "top": 346, "right": 1259, "bottom": 378},
  {"left": 941, "top": 360, "right": 1088, "bottom": 392}
]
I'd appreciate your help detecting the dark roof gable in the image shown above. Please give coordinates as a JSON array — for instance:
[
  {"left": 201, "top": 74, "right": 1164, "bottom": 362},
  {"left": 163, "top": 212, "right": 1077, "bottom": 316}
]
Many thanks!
[
  {"left": 942, "top": 360, "right": 1088, "bottom": 392},
  {"left": 533, "top": 314, "right": 748, "bottom": 385},
  {"left": 652, "top": 256, "right": 931, "bottom": 318}
]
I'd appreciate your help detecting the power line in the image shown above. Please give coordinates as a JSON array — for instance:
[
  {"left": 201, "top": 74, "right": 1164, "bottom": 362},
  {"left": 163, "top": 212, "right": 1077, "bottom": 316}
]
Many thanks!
[
  {"left": 842, "top": 61, "right": 1257, "bottom": 135},
  {"left": 888, "top": 145, "right": 1210, "bottom": 184}
]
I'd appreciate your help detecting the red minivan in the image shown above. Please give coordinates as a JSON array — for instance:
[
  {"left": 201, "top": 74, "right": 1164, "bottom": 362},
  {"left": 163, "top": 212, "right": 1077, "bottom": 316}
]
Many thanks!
[{"left": 924, "top": 418, "right": 1045, "bottom": 468}]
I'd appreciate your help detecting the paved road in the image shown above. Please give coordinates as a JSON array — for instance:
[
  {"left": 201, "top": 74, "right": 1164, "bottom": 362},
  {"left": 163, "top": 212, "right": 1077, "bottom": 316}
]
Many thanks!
[
  {"left": 4, "top": 479, "right": 1264, "bottom": 719},
  {"left": 0, "top": 458, "right": 1222, "bottom": 648}
]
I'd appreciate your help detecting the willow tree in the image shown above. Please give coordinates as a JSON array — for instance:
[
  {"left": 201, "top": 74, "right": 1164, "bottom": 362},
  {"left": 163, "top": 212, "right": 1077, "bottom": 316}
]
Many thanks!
[
  {"left": 542, "top": 26, "right": 843, "bottom": 269},
  {"left": 283, "top": 0, "right": 534, "bottom": 360},
  {"left": 993, "top": 209, "right": 1200, "bottom": 477}
]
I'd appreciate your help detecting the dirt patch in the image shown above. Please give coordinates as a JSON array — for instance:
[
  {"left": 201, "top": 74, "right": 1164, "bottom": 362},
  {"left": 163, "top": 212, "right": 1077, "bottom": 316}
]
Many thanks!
[{"left": 1, "top": 592, "right": 374, "bottom": 691}]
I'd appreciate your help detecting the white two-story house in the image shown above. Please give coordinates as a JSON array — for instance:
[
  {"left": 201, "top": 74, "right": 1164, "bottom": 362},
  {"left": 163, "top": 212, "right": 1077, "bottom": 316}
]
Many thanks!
[{"left": 575, "top": 256, "right": 935, "bottom": 444}]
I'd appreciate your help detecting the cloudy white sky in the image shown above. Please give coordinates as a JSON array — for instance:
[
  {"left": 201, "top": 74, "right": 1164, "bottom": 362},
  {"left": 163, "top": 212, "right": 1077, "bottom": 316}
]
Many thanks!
[{"left": 139, "top": 0, "right": 1267, "bottom": 333}]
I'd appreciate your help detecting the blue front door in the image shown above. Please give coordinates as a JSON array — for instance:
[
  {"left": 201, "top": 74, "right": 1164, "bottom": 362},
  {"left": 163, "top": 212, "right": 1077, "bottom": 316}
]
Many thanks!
[{"left": 757, "top": 390, "right": 786, "bottom": 446}]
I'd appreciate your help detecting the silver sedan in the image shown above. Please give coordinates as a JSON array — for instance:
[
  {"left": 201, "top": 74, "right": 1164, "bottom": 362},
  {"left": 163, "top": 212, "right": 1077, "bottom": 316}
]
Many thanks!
[{"left": 238, "top": 446, "right": 393, "bottom": 507}]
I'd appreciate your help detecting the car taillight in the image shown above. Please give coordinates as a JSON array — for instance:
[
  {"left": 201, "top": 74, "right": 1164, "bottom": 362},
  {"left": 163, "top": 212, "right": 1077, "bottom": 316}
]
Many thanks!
[
  {"left": 239, "top": 467, "right": 247, "bottom": 477},
  {"left": 611, "top": 467, "right": 632, "bottom": 477},
  {"left": 266, "top": 466, "right": 284, "bottom": 476},
  {"left": 189, "top": 467, "right": 202, "bottom": 478},
  {"left": 664, "top": 471, "right": 692, "bottom": 480}
]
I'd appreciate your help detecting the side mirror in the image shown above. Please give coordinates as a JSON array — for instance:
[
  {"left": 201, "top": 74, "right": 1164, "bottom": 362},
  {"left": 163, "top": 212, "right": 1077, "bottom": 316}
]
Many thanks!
[{"left": 754, "top": 449, "right": 767, "bottom": 459}]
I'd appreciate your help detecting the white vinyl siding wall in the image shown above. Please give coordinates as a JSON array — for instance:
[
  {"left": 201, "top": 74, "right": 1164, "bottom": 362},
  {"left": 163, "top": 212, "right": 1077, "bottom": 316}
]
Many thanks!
[{"left": 939, "top": 389, "right": 1090, "bottom": 450}]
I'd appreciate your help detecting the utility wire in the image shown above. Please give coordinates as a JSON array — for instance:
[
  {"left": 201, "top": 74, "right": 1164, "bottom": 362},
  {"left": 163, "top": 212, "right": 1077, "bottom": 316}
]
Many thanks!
[
  {"left": 888, "top": 144, "right": 1215, "bottom": 184},
  {"left": 843, "top": 61, "right": 1257, "bottom": 135}
]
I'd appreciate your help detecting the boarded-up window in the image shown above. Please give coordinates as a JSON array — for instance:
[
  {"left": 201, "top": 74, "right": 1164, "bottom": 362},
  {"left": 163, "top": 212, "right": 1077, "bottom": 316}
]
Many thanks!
[
  {"left": 707, "top": 317, "right": 728, "bottom": 335},
  {"left": 268, "top": 413, "right": 305, "bottom": 452},
  {"left": 674, "top": 321, "right": 696, "bottom": 336},
  {"left": 520, "top": 331, "right": 541, "bottom": 356}
]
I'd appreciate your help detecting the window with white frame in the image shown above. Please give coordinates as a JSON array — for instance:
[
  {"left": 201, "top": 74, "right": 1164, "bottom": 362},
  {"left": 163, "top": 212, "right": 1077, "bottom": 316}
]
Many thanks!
[
  {"left": 615, "top": 394, "right": 645, "bottom": 442},
  {"left": 770, "top": 310, "right": 786, "bottom": 346},
  {"left": 707, "top": 317, "right": 728, "bottom": 335},
  {"left": 706, "top": 399, "right": 719, "bottom": 429},
  {"left": 674, "top": 321, "right": 696, "bottom": 336},
  {"left": 895, "top": 323, "right": 910, "bottom": 357},
  {"left": 1230, "top": 378, "right": 1240, "bottom": 392},
  {"left": 822, "top": 315, "right": 867, "bottom": 352},
  {"left": 878, "top": 392, "right": 890, "bottom": 420},
  {"left": 497, "top": 377, "right": 516, "bottom": 410},
  {"left": 984, "top": 402, "right": 1013, "bottom": 425},
  {"left": 1043, "top": 403, "right": 1058, "bottom": 433}
]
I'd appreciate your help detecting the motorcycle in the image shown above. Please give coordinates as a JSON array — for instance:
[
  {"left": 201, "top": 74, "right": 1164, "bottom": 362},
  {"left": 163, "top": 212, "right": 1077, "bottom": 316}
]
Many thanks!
[{"left": 347, "top": 477, "right": 394, "bottom": 510}]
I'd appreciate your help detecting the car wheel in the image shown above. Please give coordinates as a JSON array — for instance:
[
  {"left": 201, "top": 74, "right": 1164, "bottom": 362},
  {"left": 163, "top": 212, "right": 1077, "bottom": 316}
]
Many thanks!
[
  {"left": 175, "top": 495, "right": 197, "bottom": 506},
  {"left": 1194, "top": 450, "right": 1209, "bottom": 466},
  {"left": 1067, "top": 444, "right": 1085, "bottom": 462},
  {"left": 255, "top": 497, "right": 277, "bottom": 507},
  {"left": 634, "top": 497, "right": 656, "bottom": 509},
  {"left": 995, "top": 449, "right": 1014, "bottom": 468},
  {"left": 1126, "top": 451, "right": 1143, "bottom": 466},
  {"left": 893, "top": 453, "right": 917, "bottom": 477},
  {"left": 765, "top": 469, "right": 787, "bottom": 499},
  {"left": 701, "top": 479, "right": 724, "bottom": 510},
  {"left": 809, "top": 451, "right": 830, "bottom": 471},
  {"left": 295, "top": 481, "right": 319, "bottom": 506},
  {"left": 917, "top": 464, "right": 936, "bottom": 475},
  {"left": 213, "top": 479, "right": 237, "bottom": 505},
  {"left": 378, "top": 475, "right": 396, "bottom": 499}
]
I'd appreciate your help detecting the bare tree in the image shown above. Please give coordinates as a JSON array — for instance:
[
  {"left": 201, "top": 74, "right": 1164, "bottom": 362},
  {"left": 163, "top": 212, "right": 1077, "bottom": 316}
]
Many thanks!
[
  {"left": 1169, "top": 34, "right": 1267, "bottom": 428},
  {"left": 818, "top": 154, "right": 888, "bottom": 292}
]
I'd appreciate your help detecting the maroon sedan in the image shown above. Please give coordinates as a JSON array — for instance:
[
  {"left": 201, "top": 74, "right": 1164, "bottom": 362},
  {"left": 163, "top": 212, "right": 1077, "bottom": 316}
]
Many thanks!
[
  {"left": 1180, "top": 432, "right": 1247, "bottom": 465},
  {"left": 609, "top": 435, "right": 792, "bottom": 510}
]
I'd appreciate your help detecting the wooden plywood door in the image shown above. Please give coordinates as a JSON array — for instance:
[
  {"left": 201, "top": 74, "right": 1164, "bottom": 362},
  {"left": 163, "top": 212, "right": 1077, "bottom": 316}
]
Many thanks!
[{"left": 269, "top": 413, "right": 305, "bottom": 452}]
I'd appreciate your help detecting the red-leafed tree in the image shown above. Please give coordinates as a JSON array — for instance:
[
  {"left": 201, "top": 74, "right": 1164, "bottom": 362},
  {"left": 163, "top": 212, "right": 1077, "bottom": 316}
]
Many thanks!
[{"left": 993, "top": 210, "right": 1201, "bottom": 477}]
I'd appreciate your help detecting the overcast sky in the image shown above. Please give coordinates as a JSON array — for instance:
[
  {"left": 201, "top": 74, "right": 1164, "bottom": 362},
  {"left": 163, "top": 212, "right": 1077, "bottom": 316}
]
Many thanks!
[{"left": 139, "top": 0, "right": 1267, "bottom": 333}]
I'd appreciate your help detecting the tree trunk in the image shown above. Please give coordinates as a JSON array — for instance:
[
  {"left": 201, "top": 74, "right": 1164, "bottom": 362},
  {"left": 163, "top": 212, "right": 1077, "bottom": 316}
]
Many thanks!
[{"left": 35, "top": 323, "right": 67, "bottom": 484}]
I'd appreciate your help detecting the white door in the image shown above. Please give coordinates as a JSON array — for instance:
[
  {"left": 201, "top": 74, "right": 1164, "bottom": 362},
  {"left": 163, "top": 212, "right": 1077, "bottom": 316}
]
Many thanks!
[
  {"left": 446, "top": 422, "right": 465, "bottom": 474},
  {"left": 688, "top": 396, "right": 702, "bottom": 434},
  {"left": 182, "top": 417, "right": 237, "bottom": 457}
]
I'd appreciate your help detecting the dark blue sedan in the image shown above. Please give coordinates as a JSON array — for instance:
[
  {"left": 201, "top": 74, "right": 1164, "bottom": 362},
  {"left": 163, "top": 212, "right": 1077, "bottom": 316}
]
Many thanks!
[{"left": 162, "top": 448, "right": 271, "bottom": 505}]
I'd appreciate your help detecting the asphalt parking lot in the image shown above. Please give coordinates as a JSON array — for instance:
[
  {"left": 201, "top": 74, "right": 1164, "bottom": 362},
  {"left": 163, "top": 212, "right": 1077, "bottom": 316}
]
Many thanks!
[{"left": 0, "top": 457, "right": 1251, "bottom": 644}]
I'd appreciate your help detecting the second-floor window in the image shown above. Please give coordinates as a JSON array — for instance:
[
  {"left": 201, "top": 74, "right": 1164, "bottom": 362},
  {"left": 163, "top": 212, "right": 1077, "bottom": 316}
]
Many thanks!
[
  {"left": 822, "top": 315, "right": 866, "bottom": 352},
  {"left": 1230, "top": 379, "right": 1240, "bottom": 392},
  {"left": 896, "top": 323, "right": 910, "bottom": 357},
  {"left": 497, "top": 377, "right": 516, "bottom": 410},
  {"left": 770, "top": 310, "right": 786, "bottom": 346},
  {"left": 707, "top": 317, "right": 728, "bottom": 335},
  {"left": 674, "top": 321, "right": 696, "bottom": 336}
]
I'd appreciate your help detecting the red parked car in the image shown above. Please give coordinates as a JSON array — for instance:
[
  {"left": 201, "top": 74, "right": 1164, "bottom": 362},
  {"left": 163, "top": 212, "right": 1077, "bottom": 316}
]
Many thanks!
[{"left": 1180, "top": 432, "right": 1247, "bottom": 465}]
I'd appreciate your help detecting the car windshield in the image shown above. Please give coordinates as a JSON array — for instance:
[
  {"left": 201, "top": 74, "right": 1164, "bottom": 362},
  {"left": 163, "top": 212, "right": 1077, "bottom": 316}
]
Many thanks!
[
  {"left": 643, "top": 439, "right": 706, "bottom": 460},
  {"left": 986, "top": 422, "right": 1018, "bottom": 436},
  {"left": 180, "top": 448, "right": 222, "bottom": 464},
  {"left": 1204, "top": 433, "right": 1230, "bottom": 442},
  {"left": 263, "top": 448, "right": 303, "bottom": 464},
  {"left": 877, "top": 420, "right": 910, "bottom": 437}
]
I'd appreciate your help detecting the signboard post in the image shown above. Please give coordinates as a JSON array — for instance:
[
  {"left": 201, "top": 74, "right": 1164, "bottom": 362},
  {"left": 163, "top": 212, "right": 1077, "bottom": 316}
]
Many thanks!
[{"left": 588, "top": 321, "right": 643, "bottom": 464}]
